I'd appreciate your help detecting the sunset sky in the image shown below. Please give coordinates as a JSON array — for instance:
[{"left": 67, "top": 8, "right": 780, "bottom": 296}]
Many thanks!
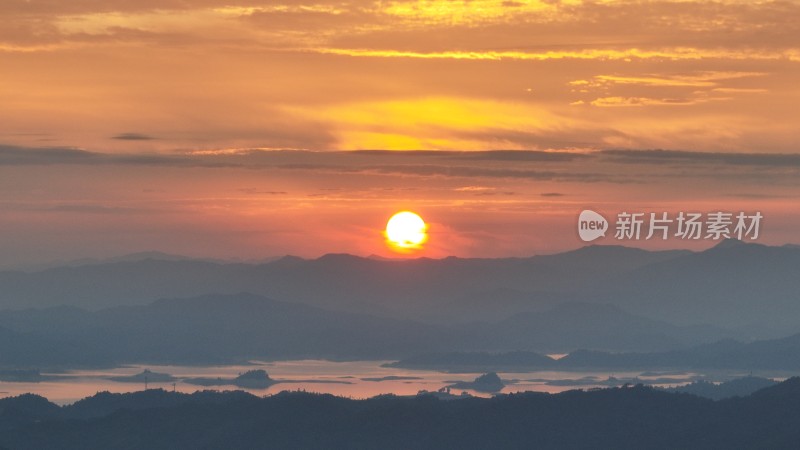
[{"left": 1, "top": 0, "right": 798, "bottom": 266}]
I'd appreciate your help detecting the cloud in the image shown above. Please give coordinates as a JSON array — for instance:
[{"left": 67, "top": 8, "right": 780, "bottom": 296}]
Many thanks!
[
  {"left": 601, "top": 149, "right": 800, "bottom": 167},
  {"left": 352, "top": 150, "right": 588, "bottom": 162},
  {"left": 274, "top": 162, "right": 626, "bottom": 184},
  {"left": 2, "top": 1, "right": 797, "bottom": 153},
  {"left": 319, "top": 0, "right": 800, "bottom": 54},
  {"left": 243, "top": 6, "right": 375, "bottom": 32},
  {"left": 591, "top": 72, "right": 766, "bottom": 88},
  {"left": 0, "top": 1, "right": 287, "bottom": 16},
  {"left": 589, "top": 96, "right": 713, "bottom": 107},
  {"left": 723, "top": 193, "right": 793, "bottom": 199},
  {"left": 297, "top": 97, "right": 627, "bottom": 151},
  {"left": 5, "top": 0, "right": 800, "bottom": 63},
  {"left": 0, "top": 145, "right": 99, "bottom": 165},
  {"left": 0, "top": 144, "right": 232, "bottom": 168},
  {"left": 306, "top": 47, "right": 800, "bottom": 62},
  {"left": 112, "top": 133, "right": 156, "bottom": 141},
  {"left": 0, "top": 200, "right": 153, "bottom": 214},
  {"left": 455, "top": 186, "right": 494, "bottom": 192},
  {"left": 3, "top": 145, "right": 798, "bottom": 186},
  {"left": 472, "top": 191, "right": 517, "bottom": 196},
  {"left": 711, "top": 88, "right": 769, "bottom": 94},
  {"left": 454, "top": 150, "right": 589, "bottom": 162},
  {"left": 236, "top": 188, "right": 288, "bottom": 195}
]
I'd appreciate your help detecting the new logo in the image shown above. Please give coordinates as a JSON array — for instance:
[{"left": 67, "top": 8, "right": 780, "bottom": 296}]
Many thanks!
[{"left": 578, "top": 210, "right": 608, "bottom": 242}]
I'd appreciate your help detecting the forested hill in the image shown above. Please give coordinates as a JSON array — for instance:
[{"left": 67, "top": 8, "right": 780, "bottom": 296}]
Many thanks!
[{"left": 2, "top": 378, "right": 800, "bottom": 449}]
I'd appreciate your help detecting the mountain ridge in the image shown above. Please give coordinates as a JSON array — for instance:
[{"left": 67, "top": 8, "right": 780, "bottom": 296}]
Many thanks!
[{"left": 3, "top": 378, "right": 800, "bottom": 449}]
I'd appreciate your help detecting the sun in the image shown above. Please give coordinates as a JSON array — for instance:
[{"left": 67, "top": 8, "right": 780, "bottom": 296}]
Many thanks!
[{"left": 385, "top": 211, "right": 428, "bottom": 252}]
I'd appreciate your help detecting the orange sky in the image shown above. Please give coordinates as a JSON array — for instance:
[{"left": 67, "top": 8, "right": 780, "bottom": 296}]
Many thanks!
[{"left": 0, "top": 1, "right": 798, "bottom": 265}]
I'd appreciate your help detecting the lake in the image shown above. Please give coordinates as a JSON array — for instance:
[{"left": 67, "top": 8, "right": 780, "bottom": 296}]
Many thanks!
[{"left": 0, "top": 360, "right": 764, "bottom": 405}]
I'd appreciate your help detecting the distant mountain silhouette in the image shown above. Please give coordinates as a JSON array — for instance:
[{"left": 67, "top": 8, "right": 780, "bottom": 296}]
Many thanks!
[
  {"left": 712, "top": 237, "right": 748, "bottom": 250},
  {"left": 3, "top": 292, "right": 800, "bottom": 368},
  {"left": 0, "top": 245, "right": 691, "bottom": 319},
  {"left": 3, "top": 251, "right": 236, "bottom": 272},
  {"left": 596, "top": 241, "right": 800, "bottom": 336},
  {"left": 0, "top": 294, "right": 748, "bottom": 368},
  {"left": 0, "top": 242, "right": 798, "bottom": 364},
  {"left": 747, "top": 375, "right": 800, "bottom": 399},
  {"left": 474, "top": 302, "right": 734, "bottom": 352},
  {"left": 0, "top": 242, "right": 794, "bottom": 340},
  {"left": 535, "top": 244, "right": 690, "bottom": 272},
  {"left": 557, "top": 332, "right": 800, "bottom": 370},
  {"left": 3, "top": 379, "right": 800, "bottom": 449},
  {"left": 663, "top": 376, "right": 777, "bottom": 400},
  {"left": 391, "top": 330, "right": 800, "bottom": 372},
  {"left": 0, "top": 293, "right": 453, "bottom": 365}
]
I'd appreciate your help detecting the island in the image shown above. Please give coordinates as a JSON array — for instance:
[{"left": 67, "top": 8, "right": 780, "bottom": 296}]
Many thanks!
[
  {"left": 184, "top": 369, "right": 277, "bottom": 389},
  {"left": 447, "top": 372, "right": 505, "bottom": 393}
]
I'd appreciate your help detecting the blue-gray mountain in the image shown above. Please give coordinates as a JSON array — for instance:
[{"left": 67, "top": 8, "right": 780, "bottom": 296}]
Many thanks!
[
  {"left": 0, "top": 241, "right": 796, "bottom": 339},
  {"left": 0, "top": 293, "right": 754, "bottom": 367},
  {"left": 0, "top": 240, "right": 798, "bottom": 366},
  {"left": 390, "top": 331, "right": 800, "bottom": 371}
]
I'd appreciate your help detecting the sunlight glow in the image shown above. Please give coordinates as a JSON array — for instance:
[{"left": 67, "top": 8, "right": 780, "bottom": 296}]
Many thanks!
[{"left": 385, "top": 211, "right": 428, "bottom": 252}]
